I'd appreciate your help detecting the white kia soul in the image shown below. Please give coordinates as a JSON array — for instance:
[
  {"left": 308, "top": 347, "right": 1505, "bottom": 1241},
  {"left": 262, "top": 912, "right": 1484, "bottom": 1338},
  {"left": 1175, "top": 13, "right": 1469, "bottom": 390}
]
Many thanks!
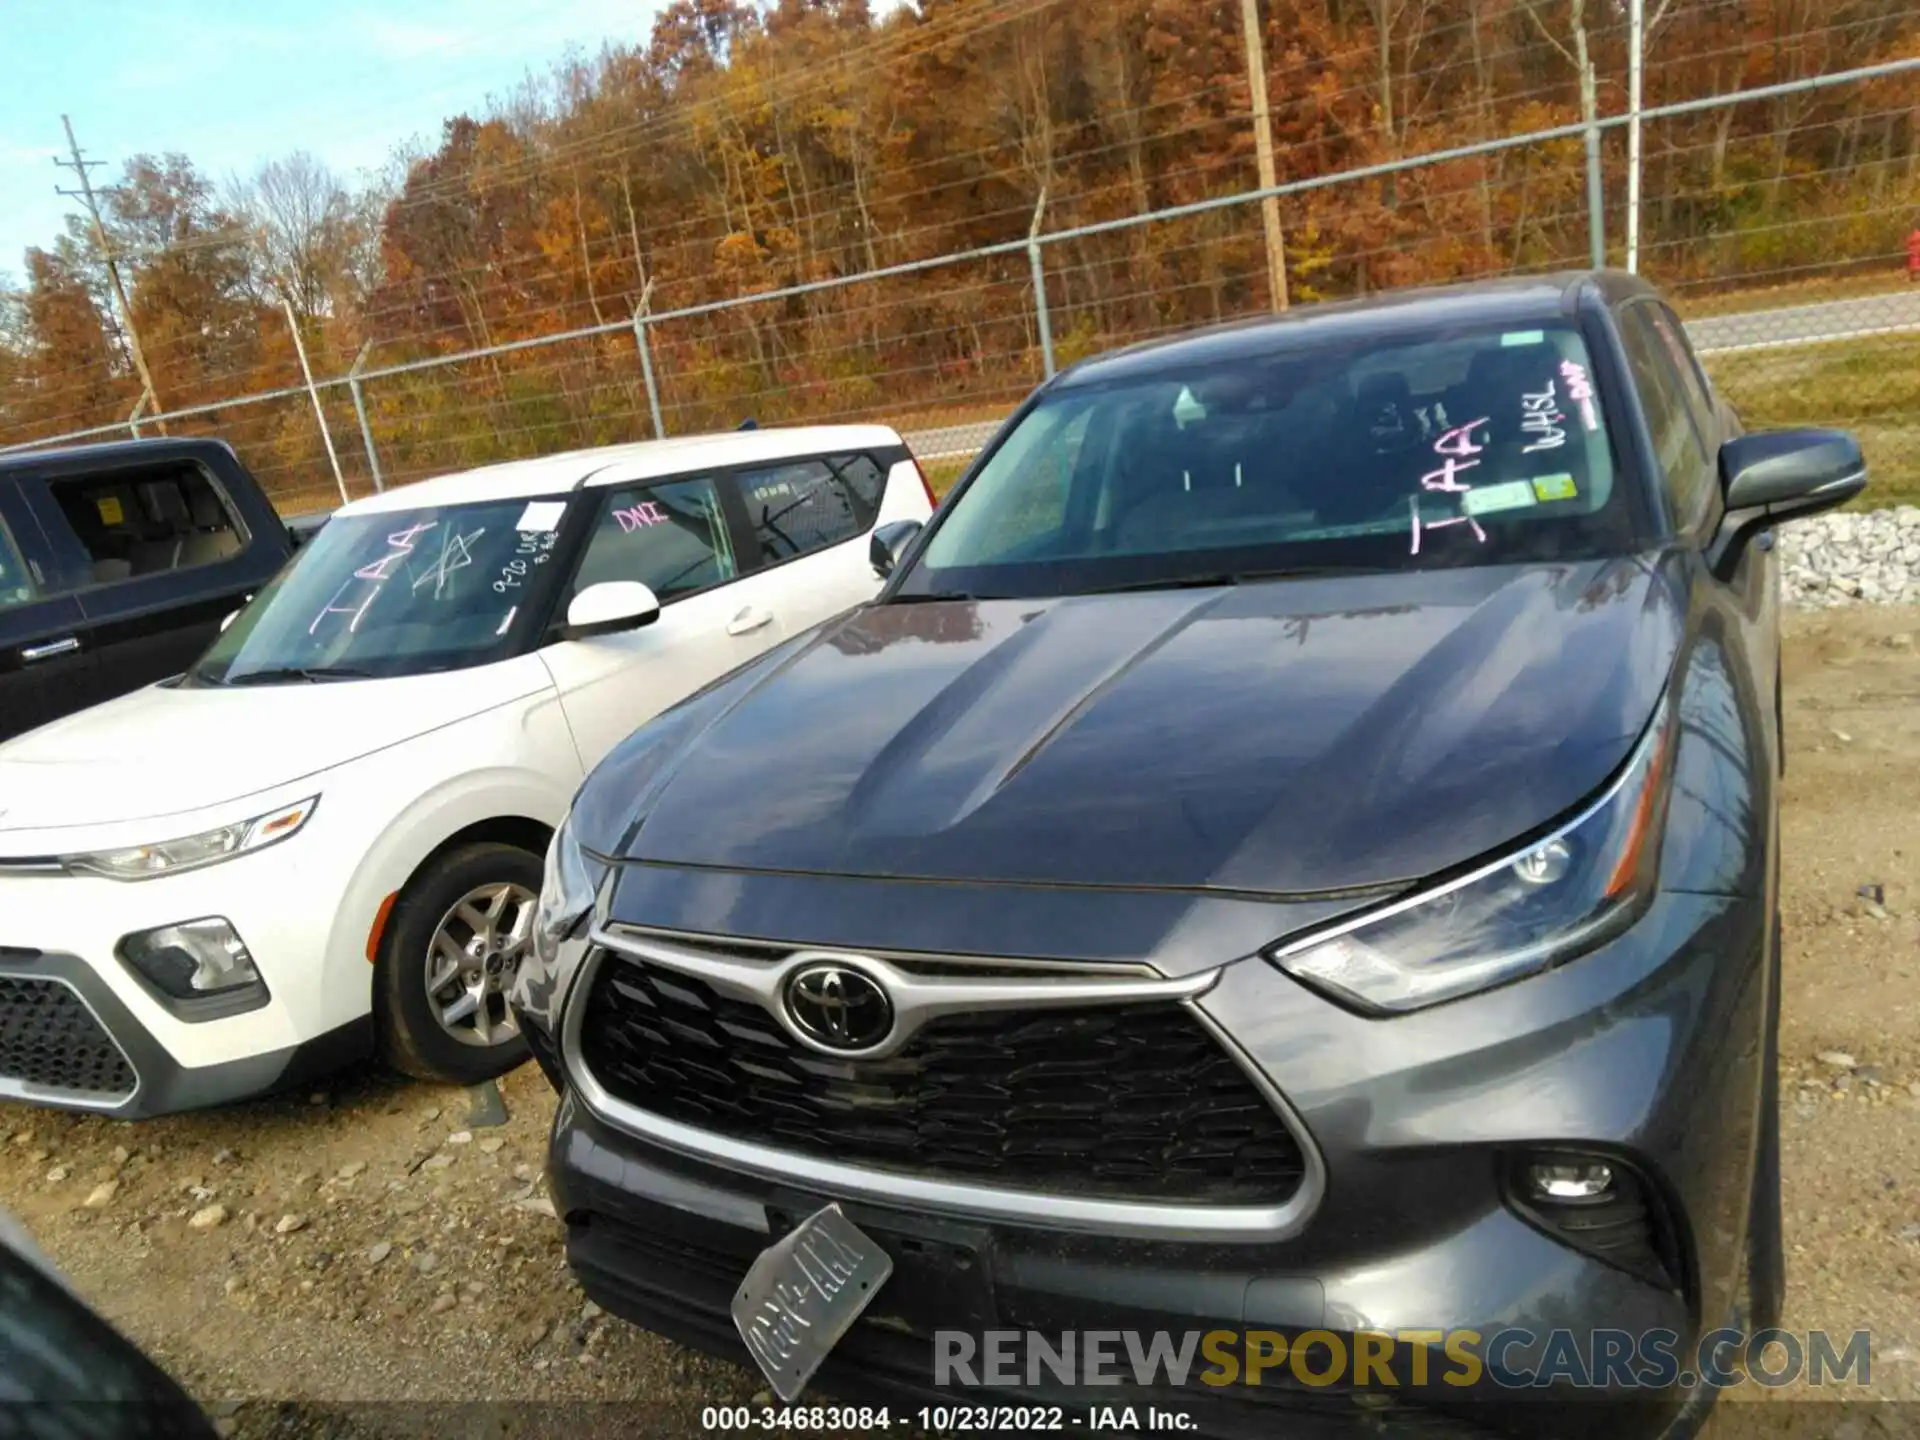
[{"left": 0, "top": 425, "right": 936, "bottom": 1116}]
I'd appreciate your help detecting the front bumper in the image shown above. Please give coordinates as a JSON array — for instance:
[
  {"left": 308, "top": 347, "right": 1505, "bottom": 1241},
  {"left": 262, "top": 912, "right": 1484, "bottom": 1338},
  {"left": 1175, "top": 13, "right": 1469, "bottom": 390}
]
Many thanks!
[
  {"left": 0, "top": 834, "right": 375, "bottom": 1118},
  {"left": 533, "top": 875, "right": 1769, "bottom": 1440},
  {"left": 551, "top": 1101, "right": 1698, "bottom": 1440},
  {"left": 0, "top": 948, "right": 371, "bottom": 1119}
]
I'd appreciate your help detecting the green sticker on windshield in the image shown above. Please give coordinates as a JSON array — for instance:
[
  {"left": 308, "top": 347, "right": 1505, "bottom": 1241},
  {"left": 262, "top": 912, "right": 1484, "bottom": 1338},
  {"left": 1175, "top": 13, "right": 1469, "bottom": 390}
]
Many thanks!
[
  {"left": 1501, "top": 330, "right": 1546, "bottom": 347},
  {"left": 1532, "top": 472, "right": 1578, "bottom": 502},
  {"left": 1462, "top": 480, "right": 1538, "bottom": 517}
]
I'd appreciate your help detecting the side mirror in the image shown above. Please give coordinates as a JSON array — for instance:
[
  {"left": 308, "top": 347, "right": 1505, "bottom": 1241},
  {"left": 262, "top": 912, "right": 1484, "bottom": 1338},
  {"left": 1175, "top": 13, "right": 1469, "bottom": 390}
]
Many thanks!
[
  {"left": 1708, "top": 428, "right": 1867, "bottom": 579},
  {"left": 563, "top": 580, "right": 660, "bottom": 641},
  {"left": 869, "top": 519, "right": 924, "bottom": 579}
]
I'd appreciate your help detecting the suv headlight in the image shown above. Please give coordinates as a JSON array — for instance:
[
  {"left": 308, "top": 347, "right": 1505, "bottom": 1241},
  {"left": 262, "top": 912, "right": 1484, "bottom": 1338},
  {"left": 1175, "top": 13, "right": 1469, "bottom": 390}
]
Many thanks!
[
  {"left": 534, "top": 812, "right": 601, "bottom": 966},
  {"left": 62, "top": 797, "right": 319, "bottom": 882},
  {"left": 512, "top": 811, "right": 606, "bottom": 1030},
  {"left": 1270, "top": 702, "right": 1673, "bottom": 1014}
]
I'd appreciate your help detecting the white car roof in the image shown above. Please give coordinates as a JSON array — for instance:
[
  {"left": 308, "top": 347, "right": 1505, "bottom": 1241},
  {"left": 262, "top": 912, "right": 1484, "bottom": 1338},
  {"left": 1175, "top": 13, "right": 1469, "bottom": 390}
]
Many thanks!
[{"left": 334, "top": 424, "right": 907, "bottom": 517}]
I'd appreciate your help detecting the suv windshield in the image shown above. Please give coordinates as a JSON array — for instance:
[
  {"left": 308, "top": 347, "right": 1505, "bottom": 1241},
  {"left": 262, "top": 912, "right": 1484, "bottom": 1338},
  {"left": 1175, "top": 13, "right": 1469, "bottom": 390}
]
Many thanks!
[
  {"left": 898, "top": 321, "right": 1638, "bottom": 600},
  {"left": 186, "top": 495, "right": 570, "bottom": 686}
]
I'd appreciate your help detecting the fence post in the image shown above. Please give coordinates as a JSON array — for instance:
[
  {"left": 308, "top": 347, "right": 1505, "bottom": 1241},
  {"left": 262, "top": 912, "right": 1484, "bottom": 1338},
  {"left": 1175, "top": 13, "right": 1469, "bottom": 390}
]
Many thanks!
[
  {"left": 1579, "top": 44, "right": 1605, "bottom": 269},
  {"left": 127, "top": 390, "right": 149, "bottom": 439},
  {"left": 347, "top": 341, "right": 385, "bottom": 492},
  {"left": 1028, "top": 190, "right": 1055, "bottom": 380},
  {"left": 631, "top": 280, "right": 666, "bottom": 439},
  {"left": 283, "top": 298, "right": 348, "bottom": 504},
  {"left": 1626, "top": 0, "right": 1645, "bottom": 273}
]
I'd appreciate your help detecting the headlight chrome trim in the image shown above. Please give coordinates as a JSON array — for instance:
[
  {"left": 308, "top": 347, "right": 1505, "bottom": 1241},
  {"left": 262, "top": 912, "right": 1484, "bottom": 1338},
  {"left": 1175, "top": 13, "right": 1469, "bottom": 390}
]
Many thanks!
[
  {"left": 1269, "top": 695, "right": 1675, "bottom": 1015},
  {"left": 57, "top": 796, "right": 321, "bottom": 883}
]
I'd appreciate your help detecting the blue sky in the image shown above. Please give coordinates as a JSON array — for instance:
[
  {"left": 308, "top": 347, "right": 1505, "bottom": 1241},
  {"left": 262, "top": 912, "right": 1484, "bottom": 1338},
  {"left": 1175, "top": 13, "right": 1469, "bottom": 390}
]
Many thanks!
[{"left": 0, "top": 0, "right": 674, "bottom": 286}]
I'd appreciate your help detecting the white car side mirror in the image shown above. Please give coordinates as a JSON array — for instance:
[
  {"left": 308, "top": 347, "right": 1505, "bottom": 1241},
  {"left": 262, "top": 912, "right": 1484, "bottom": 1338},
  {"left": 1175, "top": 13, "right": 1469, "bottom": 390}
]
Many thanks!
[{"left": 564, "top": 580, "right": 661, "bottom": 641}]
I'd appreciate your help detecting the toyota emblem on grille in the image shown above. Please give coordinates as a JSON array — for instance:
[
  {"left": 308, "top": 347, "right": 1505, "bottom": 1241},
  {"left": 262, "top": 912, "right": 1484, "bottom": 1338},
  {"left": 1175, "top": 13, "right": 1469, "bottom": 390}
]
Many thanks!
[{"left": 783, "top": 963, "right": 894, "bottom": 1051}]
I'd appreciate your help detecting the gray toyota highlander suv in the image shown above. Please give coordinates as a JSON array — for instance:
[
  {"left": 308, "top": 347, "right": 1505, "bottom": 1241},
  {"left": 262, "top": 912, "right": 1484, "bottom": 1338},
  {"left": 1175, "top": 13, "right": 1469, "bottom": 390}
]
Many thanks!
[{"left": 512, "top": 271, "right": 1866, "bottom": 1438}]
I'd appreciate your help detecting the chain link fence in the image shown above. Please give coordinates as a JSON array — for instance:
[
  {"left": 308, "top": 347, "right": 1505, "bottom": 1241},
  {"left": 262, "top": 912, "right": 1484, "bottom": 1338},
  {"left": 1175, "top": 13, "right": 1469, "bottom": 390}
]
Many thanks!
[{"left": 6, "top": 56, "right": 1920, "bottom": 514}]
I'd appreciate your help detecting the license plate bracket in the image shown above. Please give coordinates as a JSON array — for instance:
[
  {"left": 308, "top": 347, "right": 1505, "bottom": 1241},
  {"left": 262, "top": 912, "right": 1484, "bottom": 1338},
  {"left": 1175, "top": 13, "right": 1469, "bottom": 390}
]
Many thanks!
[
  {"left": 768, "top": 1198, "right": 998, "bottom": 1336},
  {"left": 731, "top": 1203, "right": 894, "bottom": 1403}
]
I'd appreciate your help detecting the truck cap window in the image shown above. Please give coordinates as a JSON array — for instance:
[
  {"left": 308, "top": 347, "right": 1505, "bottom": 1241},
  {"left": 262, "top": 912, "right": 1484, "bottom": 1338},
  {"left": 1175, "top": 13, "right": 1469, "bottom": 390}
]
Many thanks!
[
  {"left": 900, "top": 323, "right": 1638, "bottom": 601},
  {"left": 0, "top": 522, "right": 36, "bottom": 612},
  {"left": 185, "top": 496, "right": 570, "bottom": 685}
]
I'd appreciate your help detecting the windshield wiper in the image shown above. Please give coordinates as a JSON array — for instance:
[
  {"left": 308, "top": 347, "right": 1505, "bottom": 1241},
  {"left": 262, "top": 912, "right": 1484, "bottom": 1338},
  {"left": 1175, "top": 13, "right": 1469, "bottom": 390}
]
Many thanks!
[
  {"left": 220, "top": 665, "right": 375, "bottom": 686},
  {"left": 885, "top": 590, "right": 984, "bottom": 604},
  {"left": 1078, "top": 566, "right": 1374, "bottom": 596}
]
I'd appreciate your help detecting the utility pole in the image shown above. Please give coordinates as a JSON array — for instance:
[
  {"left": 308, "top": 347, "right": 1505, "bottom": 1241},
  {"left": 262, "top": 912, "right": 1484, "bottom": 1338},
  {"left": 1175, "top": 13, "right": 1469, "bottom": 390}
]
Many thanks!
[
  {"left": 1238, "top": 0, "right": 1290, "bottom": 311},
  {"left": 55, "top": 114, "right": 165, "bottom": 430}
]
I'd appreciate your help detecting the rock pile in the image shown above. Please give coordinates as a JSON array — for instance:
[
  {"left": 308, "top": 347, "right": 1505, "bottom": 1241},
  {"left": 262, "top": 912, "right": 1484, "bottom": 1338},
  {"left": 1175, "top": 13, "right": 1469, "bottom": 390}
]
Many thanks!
[{"left": 1778, "top": 506, "right": 1920, "bottom": 608}]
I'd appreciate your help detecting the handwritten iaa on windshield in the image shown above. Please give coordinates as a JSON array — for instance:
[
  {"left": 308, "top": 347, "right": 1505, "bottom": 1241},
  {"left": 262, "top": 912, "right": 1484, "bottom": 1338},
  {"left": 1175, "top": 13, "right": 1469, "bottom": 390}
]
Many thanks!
[
  {"left": 310, "top": 520, "right": 436, "bottom": 634},
  {"left": 1408, "top": 416, "right": 1489, "bottom": 556}
]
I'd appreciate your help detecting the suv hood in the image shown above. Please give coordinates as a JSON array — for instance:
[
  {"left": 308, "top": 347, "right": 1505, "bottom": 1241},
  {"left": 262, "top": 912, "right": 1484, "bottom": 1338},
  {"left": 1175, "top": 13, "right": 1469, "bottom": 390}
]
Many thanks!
[
  {"left": 585, "top": 557, "right": 1683, "bottom": 895},
  {"left": 0, "top": 661, "right": 553, "bottom": 835}
]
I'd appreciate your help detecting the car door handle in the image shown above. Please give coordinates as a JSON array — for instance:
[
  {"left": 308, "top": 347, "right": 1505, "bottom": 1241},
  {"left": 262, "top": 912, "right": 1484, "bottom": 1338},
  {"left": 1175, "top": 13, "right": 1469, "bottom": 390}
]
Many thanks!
[
  {"left": 20, "top": 637, "right": 80, "bottom": 663},
  {"left": 726, "top": 607, "right": 774, "bottom": 637}
]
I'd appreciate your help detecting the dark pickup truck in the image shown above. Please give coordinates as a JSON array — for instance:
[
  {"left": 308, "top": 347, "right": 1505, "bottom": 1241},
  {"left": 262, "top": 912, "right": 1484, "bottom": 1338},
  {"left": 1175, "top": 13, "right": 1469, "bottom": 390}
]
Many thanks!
[{"left": 0, "top": 437, "right": 326, "bottom": 744}]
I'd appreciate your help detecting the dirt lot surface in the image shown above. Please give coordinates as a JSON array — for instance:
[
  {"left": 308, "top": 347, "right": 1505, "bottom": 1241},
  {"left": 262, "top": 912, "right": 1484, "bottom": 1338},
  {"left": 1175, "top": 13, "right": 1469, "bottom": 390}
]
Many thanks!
[{"left": 6, "top": 604, "right": 1920, "bottom": 1438}]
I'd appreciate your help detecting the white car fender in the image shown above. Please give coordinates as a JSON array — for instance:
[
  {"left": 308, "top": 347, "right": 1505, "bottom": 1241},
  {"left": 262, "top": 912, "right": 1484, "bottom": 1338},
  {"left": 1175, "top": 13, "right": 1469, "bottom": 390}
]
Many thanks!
[{"left": 314, "top": 693, "right": 580, "bottom": 1014}]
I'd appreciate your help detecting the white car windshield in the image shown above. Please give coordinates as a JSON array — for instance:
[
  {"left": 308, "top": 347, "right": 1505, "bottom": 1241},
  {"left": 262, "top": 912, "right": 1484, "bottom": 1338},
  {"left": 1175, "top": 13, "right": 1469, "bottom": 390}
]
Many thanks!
[{"left": 187, "top": 495, "right": 570, "bottom": 685}]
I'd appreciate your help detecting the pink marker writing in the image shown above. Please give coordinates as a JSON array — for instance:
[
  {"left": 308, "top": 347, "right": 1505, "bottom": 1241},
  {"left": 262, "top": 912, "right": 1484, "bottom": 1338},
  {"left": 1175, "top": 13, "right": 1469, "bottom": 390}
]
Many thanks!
[
  {"left": 1409, "top": 417, "right": 1491, "bottom": 555},
  {"left": 353, "top": 520, "right": 436, "bottom": 582},
  {"left": 615, "top": 502, "right": 668, "bottom": 533},
  {"left": 1559, "top": 360, "right": 1599, "bottom": 432}
]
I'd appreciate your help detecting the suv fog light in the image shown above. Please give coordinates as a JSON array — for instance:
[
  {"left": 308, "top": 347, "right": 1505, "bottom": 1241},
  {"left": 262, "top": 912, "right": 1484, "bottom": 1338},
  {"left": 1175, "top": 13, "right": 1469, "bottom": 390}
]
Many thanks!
[
  {"left": 1526, "top": 1159, "right": 1614, "bottom": 1202},
  {"left": 1508, "top": 1152, "right": 1681, "bottom": 1294},
  {"left": 117, "top": 918, "right": 269, "bottom": 1018}
]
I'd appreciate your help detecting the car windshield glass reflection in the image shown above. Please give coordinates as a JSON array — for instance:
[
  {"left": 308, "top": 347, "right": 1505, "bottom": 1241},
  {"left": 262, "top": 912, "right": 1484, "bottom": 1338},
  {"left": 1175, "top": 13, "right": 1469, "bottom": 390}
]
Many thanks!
[
  {"left": 898, "top": 322, "right": 1638, "bottom": 600},
  {"left": 185, "top": 496, "right": 569, "bottom": 685}
]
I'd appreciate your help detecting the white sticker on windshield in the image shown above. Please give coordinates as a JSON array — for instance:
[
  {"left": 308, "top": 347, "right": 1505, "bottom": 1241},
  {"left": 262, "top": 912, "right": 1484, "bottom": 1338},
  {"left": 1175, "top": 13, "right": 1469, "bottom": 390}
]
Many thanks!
[
  {"left": 1172, "top": 386, "right": 1207, "bottom": 427},
  {"left": 1462, "top": 480, "right": 1538, "bottom": 516},
  {"left": 1501, "top": 330, "right": 1546, "bottom": 347},
  {"left": 516, "top": 500, "right": 565, "bottom": 532}
]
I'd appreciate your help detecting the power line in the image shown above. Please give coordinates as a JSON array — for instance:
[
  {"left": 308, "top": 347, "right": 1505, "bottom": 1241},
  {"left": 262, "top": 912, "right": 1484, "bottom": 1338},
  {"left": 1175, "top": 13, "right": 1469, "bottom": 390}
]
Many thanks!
[{"left": 54, "top": 114, "right": 165, "bottom": 429}]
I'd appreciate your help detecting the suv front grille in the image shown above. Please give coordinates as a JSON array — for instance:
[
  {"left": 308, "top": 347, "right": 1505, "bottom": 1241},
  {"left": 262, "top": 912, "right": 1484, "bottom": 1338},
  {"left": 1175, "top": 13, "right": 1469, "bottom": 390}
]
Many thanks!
[
  {"left": 576, "top": 952, "right": 1306, "bottom": 1204},
  {"left": 0, "top": 977, "right": 136, "bottom": 1098}
]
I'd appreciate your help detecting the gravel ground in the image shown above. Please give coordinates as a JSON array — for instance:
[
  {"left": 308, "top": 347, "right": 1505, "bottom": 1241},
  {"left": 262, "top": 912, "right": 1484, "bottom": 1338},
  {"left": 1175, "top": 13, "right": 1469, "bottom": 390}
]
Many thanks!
[{"left": 5, "top": 603, "right": 1920, "bottom": 1439}]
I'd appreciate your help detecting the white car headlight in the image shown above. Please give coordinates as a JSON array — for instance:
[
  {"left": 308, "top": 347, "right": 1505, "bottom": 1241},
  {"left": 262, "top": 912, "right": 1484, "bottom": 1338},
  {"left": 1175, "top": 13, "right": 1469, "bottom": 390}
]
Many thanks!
[
  {"left": 1270, "top": 702, "right": 1673, "bottom": 1014},
  {"left": 62, "top": 797, "right": 319, "bottom": 882}
]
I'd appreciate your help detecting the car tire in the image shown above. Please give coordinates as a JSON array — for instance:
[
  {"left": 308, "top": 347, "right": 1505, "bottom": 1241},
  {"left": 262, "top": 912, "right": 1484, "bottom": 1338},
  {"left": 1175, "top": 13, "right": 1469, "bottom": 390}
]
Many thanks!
[{"left": 373, "top": 841, "right": 539, "bottom": 1085}]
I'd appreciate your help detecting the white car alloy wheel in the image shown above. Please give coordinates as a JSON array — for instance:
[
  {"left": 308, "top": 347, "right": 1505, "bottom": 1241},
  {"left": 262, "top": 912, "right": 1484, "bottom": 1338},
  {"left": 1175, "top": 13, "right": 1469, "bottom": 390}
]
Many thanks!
[{"left": 425, "top": 882, "right": 535, "bottom": 1048}]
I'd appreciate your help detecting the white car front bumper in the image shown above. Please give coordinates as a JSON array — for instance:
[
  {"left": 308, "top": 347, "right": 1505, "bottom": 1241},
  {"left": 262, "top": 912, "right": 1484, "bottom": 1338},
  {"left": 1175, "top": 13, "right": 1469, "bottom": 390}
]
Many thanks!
[{"left": 0, "top": 828, "right": 372, "bottom": 1118}]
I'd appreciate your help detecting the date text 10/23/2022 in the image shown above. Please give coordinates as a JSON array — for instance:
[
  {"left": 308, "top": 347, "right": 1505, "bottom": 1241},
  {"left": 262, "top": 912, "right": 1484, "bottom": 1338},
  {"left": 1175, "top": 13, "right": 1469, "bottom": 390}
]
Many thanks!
[{"left": 700, "top": 1406, "right": 1199, "bottom": 1433}]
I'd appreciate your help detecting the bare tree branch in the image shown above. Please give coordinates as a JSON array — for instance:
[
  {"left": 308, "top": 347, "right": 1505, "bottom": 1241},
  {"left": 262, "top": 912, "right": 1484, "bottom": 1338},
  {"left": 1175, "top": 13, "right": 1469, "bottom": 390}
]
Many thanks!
[{"left": 1514, "top": 0, "right": 1578, "bottom": 68}]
